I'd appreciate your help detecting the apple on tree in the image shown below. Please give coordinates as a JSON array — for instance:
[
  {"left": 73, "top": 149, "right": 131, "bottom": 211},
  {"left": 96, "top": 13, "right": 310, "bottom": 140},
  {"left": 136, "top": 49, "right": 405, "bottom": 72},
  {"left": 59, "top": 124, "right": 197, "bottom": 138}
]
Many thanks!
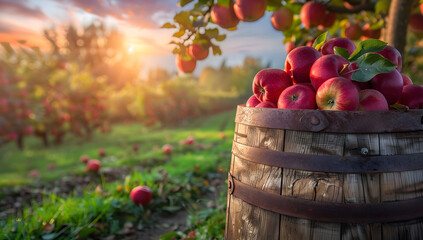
[
  {"left": 408, "top": 13, "right": 423, "bottom": 33},
  {"left": 187, "top": 44, "right": 209, "bottom": 60},
  {"left": 211, "top": 3, "right": 240, "bottom": 29},
  {"left": 175, "top": 53, "right": 196, "bottom": 74},
  {"left": 344, "top": 22, "right": 362, "bottom": 40},
  {"left": 316, "top": 77, "right": 359, "bottom": 111},
  {"left": 278, "top": 84, "right": 317, "bottom": 110},
  {"left": 300, "top": 2, "right": 326, "bottom": 29},
  {"left": 130, "top": 186, "right": 153, "bottom": 206},
  {"left": 318, "top": 12, "right": 336, "bottom": 30},
  {"left": 271, "top": 7, "right": 293, "bottom": 31},
  {"left": 362, "top": 23, "right": 381, "bottom": 40},
  {"left": 233, "top": 0, "right": 266, "bottom": 22}
]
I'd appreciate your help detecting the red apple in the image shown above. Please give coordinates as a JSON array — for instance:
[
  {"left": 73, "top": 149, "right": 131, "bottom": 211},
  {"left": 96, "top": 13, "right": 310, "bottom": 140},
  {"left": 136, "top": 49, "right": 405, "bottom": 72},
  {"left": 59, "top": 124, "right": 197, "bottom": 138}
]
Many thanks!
[
  {"left": 130, "top": 186, "right": 153, "bottom": 206},
  {"left": 98, "top": 148, "right": 106, "bottom": 157},
  {"left": 401, "top": 73, "right": 413, "bottom": 86},
  {"left": 398, "top": 84, "right": 423, "bottom": 109},
  {"left": 310, "top": 54, "right": 354, "bottom": 91},
  {"left": 86, "top": 159, "right": 101, "bottom": 172},
  {"left": 300, "top": 2, "right": 326, "bottom": 29},
  {"left": 358, "top": 89, "right": 389, "bottom": 111},
  {"left": 370, "top": 69, "right": 403, "bottom": 105},
  {"left": 186, "top": 136, "right": 195, "bottom": 145},
  {"left": 376, "top": 45, "right": 402, "bottom": 72},
  {"left": 344, "top": 23, "right": 362, "bottom": 40},
  {"left": 187, "top": 44, "right": 209, "bottom": 60},
  {"left": 318, "top": 12, "right": 336, "bottom": 30},
  {"left": 188, "top": 231, "right": 196, "bottom": 238},
  {"left": 316, "top": 77, "right": 359, "bottom": 111},
  {"left": 211, "top": 3, "right": 240, "bottom": 29},
  {"left": 132, "top": 144, "right": 139, "bottom": 152},
  {"left": 80, "top": 155, "right": 89, "bottom": 164},
  {"left": 285, "top": 42, "right": 295, "bottom": 54},
  {"left": 162, "top": 144, "right": 173, "bottom": 155},
  {"left": 409, "top": 14, "right": 423, "bottom": 33},
  {"left": 285, "top": 46, "right": 322, "bottom": 84},
  {"left": 253, "top": 69, "right": 292, "bottom": 104},
  {"left": 29, "top": 170, "right": 40, "bottom": 178},
  {"left": 321, "top": 37, "right": 356, "bottom": 56},
  {"left": 47, "top": 163, "right": 56, "bottom": 170},
  {"left": 175, "top": 54, "right": 196, "bottom": 74},
  {"left": 362, "top": 23, "right": 381, "bottom": 40},
  {"left": 256, "top": 101, "right": 276, "bottom": 108},
  {"left": 421, "top": 3, "right": 423, "bottom": 14},
  {"left": 278, "top": 84, "right": 317, "bottom": 110},
  {"left": 233, "top": 0, "right": 266, "bottom": 22},
  {"left": 246, "top": 95, "right": 261, "bottom": 107},
  {"left": 271, "top": 7, "right": 293, "bottom": 31}
]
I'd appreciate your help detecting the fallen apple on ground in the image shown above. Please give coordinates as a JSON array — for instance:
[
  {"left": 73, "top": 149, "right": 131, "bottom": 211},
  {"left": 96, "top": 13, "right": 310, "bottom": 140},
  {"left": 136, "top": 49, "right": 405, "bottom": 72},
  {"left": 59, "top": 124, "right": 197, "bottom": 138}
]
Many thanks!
[{"left": 130, "top": 186, "right": 153, "bottom": 206}]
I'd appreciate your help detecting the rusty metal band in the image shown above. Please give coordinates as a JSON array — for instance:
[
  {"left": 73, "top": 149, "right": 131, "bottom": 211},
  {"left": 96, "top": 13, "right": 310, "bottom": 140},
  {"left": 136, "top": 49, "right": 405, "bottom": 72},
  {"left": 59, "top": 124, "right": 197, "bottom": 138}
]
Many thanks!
[
  {"left": 228, "top": 174, "right": 423, "bottom": 223},
  {"left": 232, "top": 141, "right": 423, "bottom": 173},
  {"left": 235, "top": 105, "right": 423, "bottom": 133}
]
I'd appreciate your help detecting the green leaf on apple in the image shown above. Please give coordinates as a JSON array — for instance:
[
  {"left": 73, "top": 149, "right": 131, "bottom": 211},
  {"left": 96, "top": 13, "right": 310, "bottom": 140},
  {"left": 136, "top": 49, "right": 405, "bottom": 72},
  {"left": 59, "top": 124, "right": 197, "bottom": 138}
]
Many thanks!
[
  {"left": 348, "top": 39, "right": 387, "bottom": 61},
  {"left": 334, "top": 47, "right": 350, "bottom": 59},
  {"left": 352, "top": 53, "right": 397, "bottom": 82},
  {"left": 312, "top": 31, "right": 328, "bottom": 51}
]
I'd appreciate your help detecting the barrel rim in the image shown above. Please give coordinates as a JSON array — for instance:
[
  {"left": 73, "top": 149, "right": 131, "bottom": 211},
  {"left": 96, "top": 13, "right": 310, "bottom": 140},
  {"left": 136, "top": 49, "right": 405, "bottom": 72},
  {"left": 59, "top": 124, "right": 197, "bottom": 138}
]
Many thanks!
[{"left": 235, "top": 105, "right": 423, "bottom": 133}]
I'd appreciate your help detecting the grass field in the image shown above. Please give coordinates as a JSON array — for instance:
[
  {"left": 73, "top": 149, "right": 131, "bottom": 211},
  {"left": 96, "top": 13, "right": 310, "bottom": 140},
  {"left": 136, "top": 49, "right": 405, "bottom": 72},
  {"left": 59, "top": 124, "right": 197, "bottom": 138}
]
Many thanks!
[{"left": 0, "top": 110, "right": 236, "bottom": 187}]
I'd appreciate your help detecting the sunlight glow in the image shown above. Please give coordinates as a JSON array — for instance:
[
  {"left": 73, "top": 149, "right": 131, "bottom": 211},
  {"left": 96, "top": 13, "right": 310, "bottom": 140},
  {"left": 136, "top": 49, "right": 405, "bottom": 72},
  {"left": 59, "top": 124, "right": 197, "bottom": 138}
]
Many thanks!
[{"left": 128, "top": 45, "right": 134, "bottom": 54}]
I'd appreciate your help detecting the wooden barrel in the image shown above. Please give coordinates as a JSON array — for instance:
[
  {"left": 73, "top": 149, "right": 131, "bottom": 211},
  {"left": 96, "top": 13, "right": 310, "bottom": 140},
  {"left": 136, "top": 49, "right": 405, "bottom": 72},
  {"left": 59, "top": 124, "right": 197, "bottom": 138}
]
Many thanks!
[{"left": 225, "top": 105, "right": 423, "bottom": 240}]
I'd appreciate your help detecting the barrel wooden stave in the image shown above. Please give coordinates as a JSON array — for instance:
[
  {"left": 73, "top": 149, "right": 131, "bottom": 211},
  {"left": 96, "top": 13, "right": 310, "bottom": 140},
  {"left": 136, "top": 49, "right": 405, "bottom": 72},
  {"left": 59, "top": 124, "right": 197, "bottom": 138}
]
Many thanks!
[{"left": 226, "top": 119, "right": 423, "bottom": 240}]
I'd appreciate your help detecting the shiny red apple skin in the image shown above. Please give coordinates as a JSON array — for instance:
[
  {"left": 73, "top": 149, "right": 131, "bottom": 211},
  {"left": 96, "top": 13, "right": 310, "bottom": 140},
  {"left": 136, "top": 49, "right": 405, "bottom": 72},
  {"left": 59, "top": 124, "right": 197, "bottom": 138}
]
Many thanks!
[
  {"left": 409, "top": 14, "right": 423, "bottom": 33},
  {"left": 285, "top": 46, "right": 322, "bottom": 84},
  {"left": 278, "top": 84, "right": 317, "bottom": 110},
  {"left": 175, "top": 54, "right": 196, "bottom": 74},
  {"left": 130, "top": 186, "right": 153, "bottom": 206},
  {"left": 256, "top": 101, "right": 277, "bottom": 108},
  {"left": 246, "top": 95, "right": 261, "bottom": 107},
  {"left": 188, "top": 44, "right": 209, "bottom": 60},
  {"left": 344, "top": 23, "right": 362, "bottom": 40},
  {"left": 233, "top": 0, "right": 266, "bottom": 22},
  {"left": 211, "top": 3, "right": 240, "bottom": 29},
  {"left": 86, "top": 159, "right": 101, "bottom": 172},
  {"left": 300, "top": 2, "right": 326, "bottom": 29},
  {"left": 253, "top": 69, "right": 293, "bottom": 104},
  {"left": 321, "top": 37, "right": 356, "bottom": 56},
  {"left": 310, "top": 54, "right": 354, "bottom": 91},
  {"left": 318, "top": 12, "right": 336, "bottom": 30},
  {"left": 358, "top": 89, "right": 389, "bottom": 111},
  {"left": 271, "top": 7, "right": 293, "bottom": 31},
  {"left": 401, "top": 73, "right": 413, "bottom": 86},
  {"left": 362, "top": 23, "right": 381, "bottom": 40},
  {"left": 316, "top": 77, "right": 359, "bottom": 111},
  {"left": 376, "top": 45, "right": 402, "bottom": 72},
  {"left": 370, "top": 69, "right": 403, "bottom": 105},
  {"left": 398, "top": 84, "right": 423, "bottom": 109}
]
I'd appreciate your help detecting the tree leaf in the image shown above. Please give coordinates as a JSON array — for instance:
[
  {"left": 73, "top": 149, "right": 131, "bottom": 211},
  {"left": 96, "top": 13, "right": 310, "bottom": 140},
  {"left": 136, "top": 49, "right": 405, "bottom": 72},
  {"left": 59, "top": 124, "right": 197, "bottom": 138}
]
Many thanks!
[
  {"left": 0, "top": 42, "right": 15, "bottom": 55},
  {"left": 173, "top": 29, "right": 186, "bottom": 38},
  {"left": 211, "top": 45, "right": 222, "bottom": 55},
  {"left": 174, "top": 11, "right": 191, "bottom": 28},
  {"left": 352, "top": 53, "right": 397, "bottom": 82},
  {"left": 214, "top": 34, "right": 226, "bottom": 41},
  {"left": 161, "top": 22, "right": 177, "bottom": 28},
  {"left": 349, "top": 39, "right": 387, "bottom": 61},
  {"left": 180, "top": 0, "right": 194, "bottom": 7},
  {"left": 334, "top": 47, "right": 350, "bottom": 59},
  {"left": 312, "top": 31, "right": 328, "bottom": 51}
]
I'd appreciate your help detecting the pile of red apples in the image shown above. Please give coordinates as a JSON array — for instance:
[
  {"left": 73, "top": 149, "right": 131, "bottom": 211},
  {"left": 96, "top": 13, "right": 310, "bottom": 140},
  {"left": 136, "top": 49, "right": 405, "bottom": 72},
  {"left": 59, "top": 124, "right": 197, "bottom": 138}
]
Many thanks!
[{"left": 247, "top": 37, "right": 423, "bottom": 111}]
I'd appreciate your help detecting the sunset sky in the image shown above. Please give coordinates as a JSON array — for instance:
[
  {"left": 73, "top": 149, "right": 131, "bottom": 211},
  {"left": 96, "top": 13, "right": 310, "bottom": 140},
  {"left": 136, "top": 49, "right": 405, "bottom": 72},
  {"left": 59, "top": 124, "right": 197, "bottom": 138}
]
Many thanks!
[{"left": 0, "top": 0, "right": 287, "bottom": 75}]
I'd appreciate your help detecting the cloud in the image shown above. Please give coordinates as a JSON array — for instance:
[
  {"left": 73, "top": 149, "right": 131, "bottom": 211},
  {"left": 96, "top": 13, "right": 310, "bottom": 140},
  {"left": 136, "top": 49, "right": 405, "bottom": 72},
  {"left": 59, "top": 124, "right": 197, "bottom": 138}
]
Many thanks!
[
  {"left": 0, "top": 22, "right": 38, "bottom": 35},
  {"left": 0, "top": 0, "right": 47, "bottom": 19},
  {"left": 58, "top": 0, "right": 177, "bottom": 28}
]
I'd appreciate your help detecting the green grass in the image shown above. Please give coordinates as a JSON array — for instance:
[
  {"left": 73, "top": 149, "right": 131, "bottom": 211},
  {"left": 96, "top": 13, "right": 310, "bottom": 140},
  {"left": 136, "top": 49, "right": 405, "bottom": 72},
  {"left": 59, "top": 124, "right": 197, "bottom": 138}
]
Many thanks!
[{"left": 0, "top": 110, "right": 236, "bottom": 187}]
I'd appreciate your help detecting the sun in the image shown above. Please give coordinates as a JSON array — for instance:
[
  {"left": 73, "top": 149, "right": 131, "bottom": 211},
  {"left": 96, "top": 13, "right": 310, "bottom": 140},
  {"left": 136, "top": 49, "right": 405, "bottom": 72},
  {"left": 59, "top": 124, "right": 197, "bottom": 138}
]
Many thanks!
[{"left": 128, "top": 45, "right": 134, "bottom": 54}]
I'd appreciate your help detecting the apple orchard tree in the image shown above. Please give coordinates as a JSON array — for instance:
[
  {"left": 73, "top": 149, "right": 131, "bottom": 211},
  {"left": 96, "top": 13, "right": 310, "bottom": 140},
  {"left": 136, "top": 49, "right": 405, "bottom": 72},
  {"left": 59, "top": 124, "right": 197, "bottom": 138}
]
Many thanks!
[{"left": 162, "top": 0, "right": 423, "bottom": 75}]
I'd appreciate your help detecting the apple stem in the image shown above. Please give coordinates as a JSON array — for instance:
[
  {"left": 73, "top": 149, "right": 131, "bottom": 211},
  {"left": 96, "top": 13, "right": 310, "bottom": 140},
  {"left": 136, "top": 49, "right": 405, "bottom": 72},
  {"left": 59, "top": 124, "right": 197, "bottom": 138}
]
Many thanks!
[{"left": 340, "top": 66, "right": 359, "bottom": 76}]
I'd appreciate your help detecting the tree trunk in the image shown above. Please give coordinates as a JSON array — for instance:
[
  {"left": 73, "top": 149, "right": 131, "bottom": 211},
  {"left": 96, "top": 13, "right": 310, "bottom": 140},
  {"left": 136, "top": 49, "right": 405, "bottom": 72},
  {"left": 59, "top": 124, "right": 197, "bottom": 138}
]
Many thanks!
[{"left": 384, "top": 0, "right": 414, "bottom": 59}]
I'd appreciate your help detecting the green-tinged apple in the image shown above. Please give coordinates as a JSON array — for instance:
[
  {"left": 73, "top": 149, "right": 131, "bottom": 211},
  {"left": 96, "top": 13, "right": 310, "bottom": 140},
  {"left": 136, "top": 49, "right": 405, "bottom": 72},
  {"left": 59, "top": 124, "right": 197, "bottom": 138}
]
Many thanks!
[
  {"left": 316, "top": 77, "right": 359, "bottom": 111},
  {"left": 401, "top": 73, "right": 413, "bottom": 86},
  {"left": 253, "top": 69, "right": 292, "bottom": 104},
  {"left": 285, "top": 41, "right": 295, "bottom": 54},
  {"left": 376, "top": 45, "right": 402, "bottom": 72},
  {"left": 271, "top": 7, "right": 293, "bottom": 31},
  {"left": 321, "top": 37, "right": 356, "bottom": 56},
  {"left": 318, "top": 12, "right": 336, "bottom": 30},
  {"left": 358, "top": 89, "right": 389, "bottom": 111},
  {"left": 300, "top": 2, "right": 326, "bottom": 29},
  {"left": 278, "top": 84, "right": 317, "bottom": 109},
  {"left": 233, "top": 0, "right": 266, "bottom": 22},
  {"left": 285, "top": 46, "right": 322, "bottom": 84},
  {"left": 246, "top": 95, "right": 261, "bottom": 107},
  {"left": 130, "top": 186, "right": 153, "bottom": 206},
  {"left": 80, "top": 155, "right": 89, "bottom": 164},
  {"left": 362, "top": 23, "right": 381, "bottom": 40},
  {"left": 162, "top": 144, "right": 173, "bottom": 155},
  {"left": 188, "top": 44, "right": 209, "bottom": 60},
  {"left": 211, "top": 3, "right": 240, "bottom": 29},
  {"left": 409, "top": 14, "right": 423, "bottom": 33},
  {"left": 370, "top": 69, "right": 403, "bottom": 105},
  {"left": 175, "top": 54, "right": 196, "bottom": 74},
  {"left": 398, "top": 84, "right": 423, "bottom": 109},
  {"left": 256, "top": 101, "right": 276, "bottom": 108},
  {"left": 86, "top": 159, "right": 101, "bottom": 172},
  {"left": 344, "top": 23, "right": 362, "bottom": 40},
  {"left": 310, "top": 54, "right": 354, "bottom": 90}
]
